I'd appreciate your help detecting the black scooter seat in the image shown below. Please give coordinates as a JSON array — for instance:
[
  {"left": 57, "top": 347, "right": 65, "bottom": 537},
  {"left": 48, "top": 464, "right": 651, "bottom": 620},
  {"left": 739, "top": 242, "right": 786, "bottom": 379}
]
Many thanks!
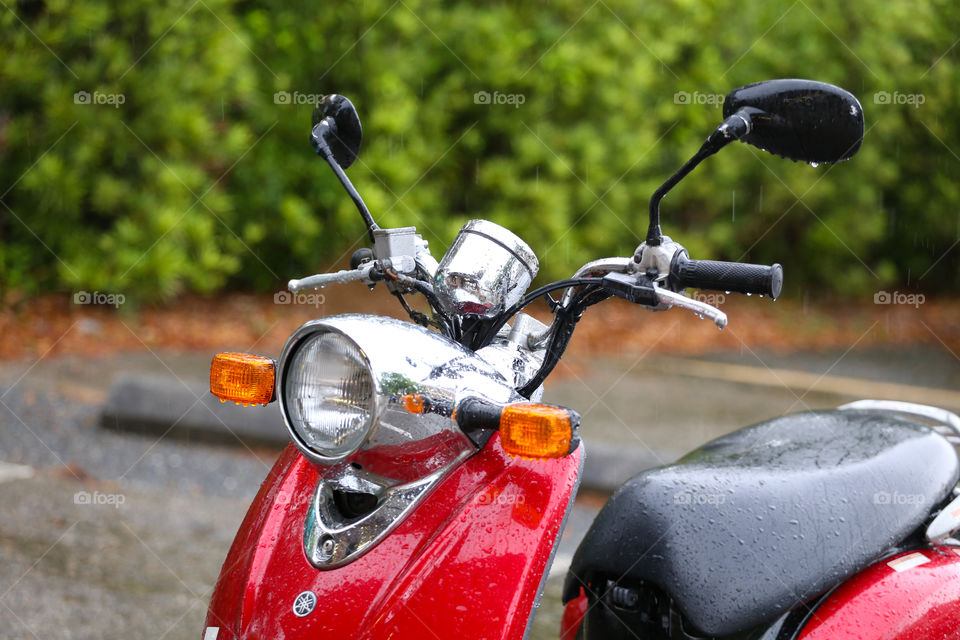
[{"left": 564, "top": 409, "right": 959, "bottom": 637}]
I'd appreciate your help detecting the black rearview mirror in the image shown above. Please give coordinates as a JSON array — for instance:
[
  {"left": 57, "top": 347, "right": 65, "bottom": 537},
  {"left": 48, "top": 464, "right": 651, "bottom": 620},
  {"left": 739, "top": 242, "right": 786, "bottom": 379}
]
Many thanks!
[
  {"left": 309, "top": 94, "right": 378, "bottom": 243},
  {"left": 723, "top": 79, "right": 864, "bottom": 164},
  {"left": 646, "top": 79, "right": 864, "bottom": 246},
  {"left": 312, "top": 94, "right": 362, "bottom": 169}
]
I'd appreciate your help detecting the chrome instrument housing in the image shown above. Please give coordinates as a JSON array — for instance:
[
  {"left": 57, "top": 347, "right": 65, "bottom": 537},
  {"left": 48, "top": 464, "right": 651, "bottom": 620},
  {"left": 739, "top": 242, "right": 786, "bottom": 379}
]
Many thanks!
[{"left": 434, "top": 219, "right": 538, "bottom": 319}]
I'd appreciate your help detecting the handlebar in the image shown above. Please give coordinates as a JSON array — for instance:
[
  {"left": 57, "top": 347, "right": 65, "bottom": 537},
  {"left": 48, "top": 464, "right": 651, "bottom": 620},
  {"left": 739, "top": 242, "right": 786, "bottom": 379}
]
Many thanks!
[
  {"left": 670, "top": 251, "right": 783, "bottom": 299},
  {"left": 288, "top": 267, "right": 369, "bottom": 292},
  {"left": 287, "top": 256, "right": 417, "bottom": 293}
]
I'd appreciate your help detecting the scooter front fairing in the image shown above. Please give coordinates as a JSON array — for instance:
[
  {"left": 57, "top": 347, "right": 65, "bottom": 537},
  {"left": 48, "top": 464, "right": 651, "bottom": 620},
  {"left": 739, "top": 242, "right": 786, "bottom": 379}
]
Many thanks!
[{"left": 205, "top": 435, "right": 581, "bottom": 639}]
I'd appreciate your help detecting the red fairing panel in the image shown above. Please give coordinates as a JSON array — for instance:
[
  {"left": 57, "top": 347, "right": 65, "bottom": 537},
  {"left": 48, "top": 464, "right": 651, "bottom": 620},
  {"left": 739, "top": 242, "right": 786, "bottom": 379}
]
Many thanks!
[
  {"left": 798, "top": 547, "right": 960, "bottom": 640},
  {"left": 205, "top": 434, "right": 582, "bottom": 639}
]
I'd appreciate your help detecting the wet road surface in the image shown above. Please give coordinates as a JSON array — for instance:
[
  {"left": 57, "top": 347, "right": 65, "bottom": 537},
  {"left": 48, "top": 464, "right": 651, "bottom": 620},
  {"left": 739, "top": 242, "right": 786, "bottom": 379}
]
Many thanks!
[{"left": 1, "top": 346, "right": 958, "bottom": 639}]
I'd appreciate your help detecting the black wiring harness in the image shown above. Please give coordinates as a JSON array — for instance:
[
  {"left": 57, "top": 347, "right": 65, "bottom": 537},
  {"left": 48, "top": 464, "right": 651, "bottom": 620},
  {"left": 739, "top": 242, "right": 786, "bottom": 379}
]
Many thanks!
[{"left": 515, "top": 281, "right": 610, "bottom": 397}]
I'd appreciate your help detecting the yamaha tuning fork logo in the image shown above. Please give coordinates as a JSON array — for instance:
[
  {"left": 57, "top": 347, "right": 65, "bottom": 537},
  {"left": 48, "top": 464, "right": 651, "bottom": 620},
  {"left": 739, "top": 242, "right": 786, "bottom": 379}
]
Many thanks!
[{"left": 292, "top": 590, "right": 318, "bottom": 617}]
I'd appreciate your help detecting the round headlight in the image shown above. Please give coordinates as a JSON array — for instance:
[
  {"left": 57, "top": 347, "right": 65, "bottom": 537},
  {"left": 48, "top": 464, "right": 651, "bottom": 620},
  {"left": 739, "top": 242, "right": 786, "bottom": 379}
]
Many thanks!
[{"left": 283, "top": 330, "right": 376, "bottom": 460}]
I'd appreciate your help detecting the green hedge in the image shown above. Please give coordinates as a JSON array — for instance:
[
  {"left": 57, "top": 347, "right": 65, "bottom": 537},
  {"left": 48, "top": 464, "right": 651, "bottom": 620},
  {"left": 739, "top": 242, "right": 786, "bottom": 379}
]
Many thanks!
[{"left": 2, "top": 0, "right": 958, "bottom": 301}]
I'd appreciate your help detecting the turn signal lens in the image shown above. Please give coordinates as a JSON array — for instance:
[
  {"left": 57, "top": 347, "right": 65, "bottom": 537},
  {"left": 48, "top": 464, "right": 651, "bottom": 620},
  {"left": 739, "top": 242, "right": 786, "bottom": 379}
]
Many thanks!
[
  {"left": 401, "top": 394, "right": 426, "bottom": 414},
  {"left": 210, "top": 352, "right": 275, "bottom": 406},
  {"left": 500, "top": 403, "right": 578, "bottom": 459}
]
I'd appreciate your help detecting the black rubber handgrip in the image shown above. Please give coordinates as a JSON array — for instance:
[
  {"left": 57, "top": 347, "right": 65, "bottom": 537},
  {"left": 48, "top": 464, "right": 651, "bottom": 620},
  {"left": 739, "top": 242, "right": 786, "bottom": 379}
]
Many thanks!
[{"left": 670, "top": 251, "right": 783, "bottom": 299}]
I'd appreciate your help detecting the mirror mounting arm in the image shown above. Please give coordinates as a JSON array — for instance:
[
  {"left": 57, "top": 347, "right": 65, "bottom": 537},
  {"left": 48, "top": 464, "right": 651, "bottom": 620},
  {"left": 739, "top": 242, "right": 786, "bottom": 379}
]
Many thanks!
[
  {"left": 645, "top": 108, "right": 754, "bottom": 246},
  {"left": 312, "top": 119, "right": 380, "bottom": 244}
]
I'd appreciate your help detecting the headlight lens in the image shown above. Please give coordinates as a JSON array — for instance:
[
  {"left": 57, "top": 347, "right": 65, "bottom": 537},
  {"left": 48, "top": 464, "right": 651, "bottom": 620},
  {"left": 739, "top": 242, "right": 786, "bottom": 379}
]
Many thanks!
[{"left": 284, "top": 331, "right": 375, "bottom": 459}]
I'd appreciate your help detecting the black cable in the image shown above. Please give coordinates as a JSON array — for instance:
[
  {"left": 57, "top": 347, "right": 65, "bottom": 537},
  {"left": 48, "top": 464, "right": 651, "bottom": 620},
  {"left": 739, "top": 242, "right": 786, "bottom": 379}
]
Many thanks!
[
  {"left": 516, "top": 283, "right": 605, "bottom": 397},
  {"left": 387, "top": 272, "right": 456, "bottom": 337},
  {"left": 515, "top": 277, "right": 598, "bottom": 311},
  {"left": 393, "top": 291, "right": 438, "bottom": 331},
  {"left": 518, "top": 302, "right": 585, "bottom": 397},
  {"left": 578, "top": 286, "right": 611, "bottom": 309},
  {"left": 544, "top": 292, "right": 560, "bottom": 311},
  {"left": 477, "top": 277, "right": 599, "bottom": 348}
]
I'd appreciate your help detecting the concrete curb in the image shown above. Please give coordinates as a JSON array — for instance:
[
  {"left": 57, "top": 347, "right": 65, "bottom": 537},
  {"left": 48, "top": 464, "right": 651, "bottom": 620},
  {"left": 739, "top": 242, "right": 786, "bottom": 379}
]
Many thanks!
[
  {"left": 581, "top": 441, "right": 662, "bottom": 492},
  {"left": 100, "top": 375, "right": 288, "bottom": 449},
  {"left": 100, "top": 374, "right": 656, "bottom": 492}
]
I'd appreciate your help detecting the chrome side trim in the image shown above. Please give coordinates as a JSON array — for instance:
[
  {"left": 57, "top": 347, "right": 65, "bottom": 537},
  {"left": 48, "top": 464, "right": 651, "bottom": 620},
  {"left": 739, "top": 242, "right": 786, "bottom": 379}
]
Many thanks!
[
  {"left": 838, "top": 399, "right": 960, "bottom": 441},
  {"left": 303, "top": 463, "right": 453, "bottom": 569},
  {"left": 926, "top": 493, "right": 960, "bottom": 543}
]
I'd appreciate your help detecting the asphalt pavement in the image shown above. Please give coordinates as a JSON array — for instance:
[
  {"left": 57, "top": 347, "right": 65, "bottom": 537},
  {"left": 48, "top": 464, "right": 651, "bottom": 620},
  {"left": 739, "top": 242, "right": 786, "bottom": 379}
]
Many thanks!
[{"left": 1, "top": 344, "right": 959, "bottom": 639}]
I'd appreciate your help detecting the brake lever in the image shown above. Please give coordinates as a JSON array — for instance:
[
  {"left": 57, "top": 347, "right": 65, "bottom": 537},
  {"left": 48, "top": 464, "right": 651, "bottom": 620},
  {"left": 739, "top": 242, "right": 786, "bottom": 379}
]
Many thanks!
[
  {"left": 654, "top": 284, "right": 728, "bottom": 329},
  {"left": 599, "top": 271, "right": 727, "bottom": 329}
]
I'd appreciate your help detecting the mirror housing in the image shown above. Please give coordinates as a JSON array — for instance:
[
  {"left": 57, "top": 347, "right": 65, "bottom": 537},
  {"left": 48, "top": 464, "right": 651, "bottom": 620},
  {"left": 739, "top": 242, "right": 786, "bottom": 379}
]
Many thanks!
[
  {"left": 646, "top": 79, "right": 864, "bottom": 246},
  {"left": 309, "top": 94, "right": 378, "bottom": 242},
  {"left": 723, "top": 79, "right": 863, "bottom": 164},
  {"left": 311, "top": 94, "right": 362, "bottom": 169}
]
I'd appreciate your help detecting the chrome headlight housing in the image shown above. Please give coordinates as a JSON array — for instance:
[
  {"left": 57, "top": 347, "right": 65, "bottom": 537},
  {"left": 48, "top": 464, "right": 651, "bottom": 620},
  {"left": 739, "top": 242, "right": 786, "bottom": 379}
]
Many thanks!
[
  {"left": 279, "top": 315, "right": 532, "bottom": 570},
  {"left": 279, "top": 315, "right": 523, "bottom": 477},
  {"left": 280, "top": 328, "right": 376, "bottom": 462}
]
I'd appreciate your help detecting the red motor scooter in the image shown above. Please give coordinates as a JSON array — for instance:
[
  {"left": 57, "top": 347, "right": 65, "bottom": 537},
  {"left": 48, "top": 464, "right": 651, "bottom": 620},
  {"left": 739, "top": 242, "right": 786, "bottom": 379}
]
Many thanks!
[{"left": 203, "top": 80, "right": 960, "bottom": 640}]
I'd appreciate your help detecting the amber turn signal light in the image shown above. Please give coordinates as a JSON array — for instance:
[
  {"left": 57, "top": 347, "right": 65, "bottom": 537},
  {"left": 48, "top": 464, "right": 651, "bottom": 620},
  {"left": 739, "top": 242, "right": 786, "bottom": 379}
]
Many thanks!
[
  {"left": 400, "top": 394, "right": 426, "bottom": 414},
  {"left": 210, "top": 352, "right": 276, "bottom": 406},
  {"left": 499, "top": 403, "right": 580, "bottom": 459}
]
